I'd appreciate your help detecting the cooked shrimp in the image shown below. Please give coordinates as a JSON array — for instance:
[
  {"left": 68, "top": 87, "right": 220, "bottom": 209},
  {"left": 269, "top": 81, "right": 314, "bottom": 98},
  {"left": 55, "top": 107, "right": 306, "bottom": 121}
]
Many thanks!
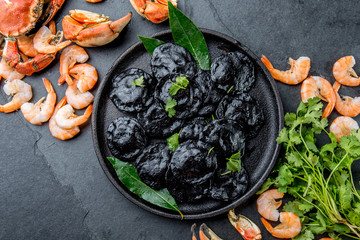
[
  {"left": 256, "top": 189, "right": 284, "bottom": 222},
  {"left": 261, "top": 55, "right": 310, "bottom": 85},
  {"left": 21, "top": 78, "right": 56, "bottom": 125},
  {"left": 33, "top": 26, "right": 71, "bottom": 54},
  {"left": 301, "top": 76, "right": 336, "bottom": 118},
  {"left": 333, "top": 81, "right": 360, "bottom": 117},
  {"left": 318, "top": 238, "right": 336, "bottom": 240},
  {"left": 17, "top": 34, "right": 39, "bottom": 58},
  {"left": 69, "top": 63, "right": 98, "bottom": 93},
  {"left": 55, "top": 104, "right": 93, "bottom": 130},
  {"left": 261, "top": 212, "right": 301, "bottom": 239},
  {"left": 58, "top": 45, "right": 89, "bottom": 86},
  {"left": 0, "top": 79, "right": 32, "bottom": 113},
  {"left": 49, "top": 97, "right": 80, "bottom": 140},
  {"left": 330, "top": 116, "right": 359, "bottom": 141},
  {"left": 333, "top": 56, "right": 360, "bottom": 86},
  {"left": 86, "top": 0, "right": 104, "bottom": 2},
  {"left": 0, "top": 58, "right": 25, "bottom": 81},
  {"left": 65, "top": 81, "right": 94, "bottom": 109}
]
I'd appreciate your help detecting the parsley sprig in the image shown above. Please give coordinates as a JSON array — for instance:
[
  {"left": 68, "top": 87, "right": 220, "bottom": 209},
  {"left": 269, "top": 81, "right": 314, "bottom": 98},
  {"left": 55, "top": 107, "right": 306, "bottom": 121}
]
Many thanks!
[
  {"left": 131, "top": 76, "right": 145, "bottom": 87},
  {"left": 259, "top": 97, "right": 360, "bottom": 239},
  {"left": 164, "top": 76, "right": 190, "bottom": 118},
  {"left": 222, "top": 151, "right": 242, "bottom": 175},
  {"left": 165, "top": 98, "right": 177, "bottom": 118}
]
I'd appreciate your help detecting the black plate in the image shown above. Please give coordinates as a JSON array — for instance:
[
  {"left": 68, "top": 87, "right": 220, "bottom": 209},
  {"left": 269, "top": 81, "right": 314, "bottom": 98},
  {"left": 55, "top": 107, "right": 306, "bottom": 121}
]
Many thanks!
[{"left": 92, "top": 28, "right": 284, "bottom": 220}]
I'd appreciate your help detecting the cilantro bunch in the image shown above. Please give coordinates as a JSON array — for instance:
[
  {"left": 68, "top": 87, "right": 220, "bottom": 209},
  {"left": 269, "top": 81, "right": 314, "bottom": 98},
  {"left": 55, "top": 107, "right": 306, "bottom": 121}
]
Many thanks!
[{"left": 260, "top": 98, "right": 360, "bottom": 240}]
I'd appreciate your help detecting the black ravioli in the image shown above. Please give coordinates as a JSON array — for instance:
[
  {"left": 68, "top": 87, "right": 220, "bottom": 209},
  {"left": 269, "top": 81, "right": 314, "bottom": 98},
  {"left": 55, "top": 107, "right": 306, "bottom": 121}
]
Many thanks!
[
  {"left": 151, "top": 43, "right": 197, "bottom": 81},
  {"left": 200, "top": 119, "right": 246, "bottom": 159},
  {"left": 110, "top": 68, "right": 155, "bottom": 113},
  {"left": 209, "top": 166, "right": 248, "bottom": 201},
  {"left": 211, "top": 54, "right": 235, "bottom": 92},
  {"left": 135, "top": 143, "right": 171, "bottom": 190},
  {"left": 106, "top": 117, "right": 147, "bottom": 162},
  {"left": 155, "top": 75, "right": 203, "bottom": 119},
  {"left": 228, "top": 51, "right": 255, "bottom": 93},
  {"left": 216, "top": 93, "right": 264, "bottom": 138},
  {"left": 179, "top": 117, "right": 207, "bottom": 142},
  {"left": 137, "top": 100, "right": 184, "bottom": 138},
  {"left": 166, "top": 141, "right": 217, "bottom": 202}
]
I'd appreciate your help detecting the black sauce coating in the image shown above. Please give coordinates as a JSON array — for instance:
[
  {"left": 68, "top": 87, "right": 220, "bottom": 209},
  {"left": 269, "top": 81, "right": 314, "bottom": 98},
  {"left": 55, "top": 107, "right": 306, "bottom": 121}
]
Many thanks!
[
  {"left": 151, "top": 43, "right": 197, "bottom": 81},
  {"left": 166, "top": 141, "right": 217, "bottom": 202},
  {"left": 135, "top": 142, "right": 171, "bottom": 190},
  {"left": 209, "top": 166, "right": 248, "bottom": 201},
  {"left": 106, "top": 117, "right": 147, "bottom": 162},
  {"left": 179, "top": 117, "right": 207, "bottom": 142},
  {"left": 211, "top": 51, "right": 255, "bottom": 93},
  {"left": 200, "top": 119, "right": 246, "bottom": 159},
  {"left": 110, "top": 68, "right": 155, "bottom": 113},
  {"left": 137, "top": 100, "right": 184, "bottom": 138},
  {"left": 216, "top": 93, "right": 264, "bottom": 138},
  {"left": 154, "top": 75, "right": 203, "bottom": 119}
]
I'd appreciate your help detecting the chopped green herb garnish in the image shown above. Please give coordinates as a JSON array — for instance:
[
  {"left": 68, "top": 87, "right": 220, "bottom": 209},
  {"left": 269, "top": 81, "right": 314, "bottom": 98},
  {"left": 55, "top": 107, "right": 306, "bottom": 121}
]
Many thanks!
[
  {"left": 167, "top": 130, "right": 181, "bottom": 151},
  {"left": 131, "top": 76, "right": 145, "bottom": 87},
  {"left": 169, "top": 76, "right": 189, "bottom": 95},
  {"left": 165, "top": 97, "right": 177, "bottom": 118},
  {"left": 227, "top": 85, "right": 234, "bottom": 94},
  {"left": 222, "top": 152, "right": 242, "bottom": 175},
  {"left": 208, "top": 147, "right": 215, "bottom": 155}
]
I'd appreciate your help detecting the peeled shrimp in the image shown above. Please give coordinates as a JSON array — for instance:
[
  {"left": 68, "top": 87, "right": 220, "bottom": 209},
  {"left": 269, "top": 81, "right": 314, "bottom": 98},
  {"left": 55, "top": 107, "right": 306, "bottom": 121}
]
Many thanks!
[
  {"left": 261, "top": 55, "right": 310, "bottom": 85},
  {"left": 17, "top": 34, "right": 39, "bottom": 58},
  {"left": 58, "top": 45, "right": 89, "bottom": 86},
  {"left": 21, "top": 78, "right": 56, "bottom": 125},
  {"left": 261, "top": 212, "right": 301, "bottom": 239},
  {"left": 0, "top": 79, "right": 32, "bottom": 113},
  {"left": 49, "top": 97, "right": 80, "bottom": 140},
  {"left": 69, "top": 63, "right": 98, "bottom": 93},
  {"left": 333, "top": 81, "right": 360, "bottom": 117},
  {"left": 256, "top": 189, "right": 284, "bottom": 222},
  {"left": 86, "top": 0, "right": 104, "bottom": 2},
  {"left": 33, "top": 26, "right": 71, "bottom": 54},
  {"left": 333, "top": 56, "right": 360, "bottom": 86},
  {"left": 0, "top": 58, "right": 25, "bottom": 81},
  {"left": 330, "top": 116, "right": 359, "bottom": 141},
  {"left": 55, "top": 104, "right": 93, "bottom": 130},
  {"left": 65, "top": 80, "right": 94, "bottom": 109},
  {"left": 301, "top": 76, "right": 336, "bottom": 118},
  {"left": 318, "top": 238, "right": 336, "bottom": 240}
]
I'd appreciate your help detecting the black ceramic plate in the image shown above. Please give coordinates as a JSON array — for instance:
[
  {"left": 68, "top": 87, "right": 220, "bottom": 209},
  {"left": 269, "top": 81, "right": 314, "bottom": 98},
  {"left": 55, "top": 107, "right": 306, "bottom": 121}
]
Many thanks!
[{"left": 92, "top": 28, "right": 283, "bottom": 220}]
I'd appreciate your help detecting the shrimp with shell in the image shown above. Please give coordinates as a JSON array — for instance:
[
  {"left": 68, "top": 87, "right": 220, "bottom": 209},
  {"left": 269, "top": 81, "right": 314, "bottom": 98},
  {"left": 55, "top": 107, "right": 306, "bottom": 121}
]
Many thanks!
[
  {"left": 330, "top": 116, "right": 359, "bottom": 141},
  {"left": 49, "top": 97, "right": 80, "bottom": 140},
  {"left": 301, "top": 76, "right": 336, "bottom": 118},
  {"left": 58, "top": 45, "right": 89, "bottom": 86},
  {"left": 0, "top": 79, "right": 32, "bottom": 113},
  {"left": 69, "top": 63, "right": 98, "bottom": 93},
  {"left": 55, "top": 104, "right": 93, "bottom": 130},
  {"left": 261, "top": 55, "right": 310, "bottom": 85},
  {"left": 256, "top": 189, "right": 284, "bottom": 222},
  {"left": 333, "top": 81, "right": 360, "bottom": 117},
  {"left": 261, "top": 212, "right": 301, "bottom": 239},
  {"left": 21, "top": 78, "right": 56, "bottom": 125},
  {"left": 33, "top": 25, "right": 71, "bottom": 54},
  {"left": 333, "top": 56, "right": 360, "bottom": 86}
]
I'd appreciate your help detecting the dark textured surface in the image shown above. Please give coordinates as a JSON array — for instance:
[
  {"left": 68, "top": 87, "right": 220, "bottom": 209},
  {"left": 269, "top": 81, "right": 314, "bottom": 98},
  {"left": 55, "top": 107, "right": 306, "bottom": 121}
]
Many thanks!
[{"left": 1, "top": 0, "right": 359, "bottom": 239}]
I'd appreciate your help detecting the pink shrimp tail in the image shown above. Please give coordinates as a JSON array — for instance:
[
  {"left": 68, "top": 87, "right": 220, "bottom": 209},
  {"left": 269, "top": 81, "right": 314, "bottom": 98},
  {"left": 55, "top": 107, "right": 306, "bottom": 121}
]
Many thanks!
[
  {"left": 84, "top": 104, "right": 93, "bottom": 119},
  {"left": 43, "top": 78, "right": 55, "bottom": 93},
  {"left": 261, "top": 55, "right": 274, "bottom": 71},
  {"left": 58, "top": 74, "right": 74, "bottom": 85}
]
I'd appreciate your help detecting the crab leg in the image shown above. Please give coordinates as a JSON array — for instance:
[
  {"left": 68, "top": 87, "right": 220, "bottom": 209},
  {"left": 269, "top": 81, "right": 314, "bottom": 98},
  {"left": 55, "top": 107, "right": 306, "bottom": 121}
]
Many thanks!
[
  {"left": 42, "top": 0, "right": 66, "bottom": 25},
  {"left": 3, "top": 37, "right": 20, "bottom": 68},
  {"left": 228, "top": 209, "right": 262, "bottom": 240},
  {"left": 15, "top": 53, "right": 55, "bottom": 75}
]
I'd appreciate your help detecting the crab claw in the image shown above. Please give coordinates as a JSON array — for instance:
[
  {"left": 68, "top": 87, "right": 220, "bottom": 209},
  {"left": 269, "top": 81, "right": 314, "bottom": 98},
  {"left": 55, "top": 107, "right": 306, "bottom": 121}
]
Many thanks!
[
  {"left": 191, "top": 223, "right": 223, "bottom": 240},
  {"left": 129, "top": 0, "right": 177, "bottom": 23},
  {"left": 228, "top": 209, "right": 262, "bottom": 240},
  {"left": 62, "top": 10, "right": 132, "bottom": 47},
  {"left": 42, "top": 0, "right": 67, "bottom": 26}
]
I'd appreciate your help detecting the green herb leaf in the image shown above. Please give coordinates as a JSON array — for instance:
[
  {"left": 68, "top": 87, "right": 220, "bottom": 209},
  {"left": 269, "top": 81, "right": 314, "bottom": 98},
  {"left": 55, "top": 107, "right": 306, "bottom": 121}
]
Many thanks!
[
  {"left": 165, "top": 97, "right": 177, "bottom": 118},
  {"left": 167, "top": 131, "right": 180, "bottom": 151},
  {"left": 131, "top": 76, "right": 145, "bottom": 87},
  {"left": 222, "top": 152, "right": 242, "bottom": 175},
  {"left": 168, "top": 1, "right": 210, "bottom": 70},
  {"left": 169, "top": 76, "right": 189, "bottom": 95},
  {"left": 107, "top": 157, "right": 183, "bottom": 218},
  {"left": 138, "top": 35, "right": 165, "bottom": 55}
]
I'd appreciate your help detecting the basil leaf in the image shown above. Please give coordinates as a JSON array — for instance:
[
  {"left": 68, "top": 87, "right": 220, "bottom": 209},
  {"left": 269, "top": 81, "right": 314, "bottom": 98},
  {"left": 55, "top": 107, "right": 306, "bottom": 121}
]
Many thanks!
[
  {"left": 138, "top": 35, "right": 165, "bottom": 55},
  {"left": 168, "top": 1, "right": 210, "bottom": 70},
  {"left": 107, "top": 157, "right": 183, "bottom": 218}
]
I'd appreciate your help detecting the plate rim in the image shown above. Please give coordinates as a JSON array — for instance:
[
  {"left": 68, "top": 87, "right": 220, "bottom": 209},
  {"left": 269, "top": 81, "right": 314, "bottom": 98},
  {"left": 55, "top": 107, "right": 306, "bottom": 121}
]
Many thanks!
[{"left": 91, "top": 28, "right": 284, "bottom": 220}]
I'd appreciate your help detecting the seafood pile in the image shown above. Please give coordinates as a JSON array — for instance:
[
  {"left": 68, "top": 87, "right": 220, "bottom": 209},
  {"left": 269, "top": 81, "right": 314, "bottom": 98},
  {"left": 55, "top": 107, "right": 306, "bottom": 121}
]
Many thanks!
[
  {"left": 261, "top": 55, "right": 360, "bottom": 141},
  {"left": 106, "top": 42, "right": 264, "bottom": 203},
  {"left": 0, "top": 0, "right": 134, "bottom": 140}
]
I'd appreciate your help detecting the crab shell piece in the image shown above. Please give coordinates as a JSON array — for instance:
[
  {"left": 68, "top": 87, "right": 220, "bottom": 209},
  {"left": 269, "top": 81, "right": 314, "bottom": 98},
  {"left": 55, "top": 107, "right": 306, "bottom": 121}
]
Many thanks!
[
  {"left": 228, "top": 209, "right": 262, "bottom": 240},
  {"left": 191, "top": 223, "right": 223, "bottom": 240},
  {"left": 129, "top": 0, "right": 177, "bottom": 23},
  {"left": 62, "top": 10, "right": 132, "bottom": 47},
  {"left": 0, "top": 0, "right": 44, "bottom": 37}
]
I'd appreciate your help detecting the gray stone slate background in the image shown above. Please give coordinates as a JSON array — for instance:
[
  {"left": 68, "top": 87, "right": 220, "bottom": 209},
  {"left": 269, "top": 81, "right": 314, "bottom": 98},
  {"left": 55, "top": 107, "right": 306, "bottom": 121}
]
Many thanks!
[{"left": 1, "top": 0, "right": 359, "bottom": 239}]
